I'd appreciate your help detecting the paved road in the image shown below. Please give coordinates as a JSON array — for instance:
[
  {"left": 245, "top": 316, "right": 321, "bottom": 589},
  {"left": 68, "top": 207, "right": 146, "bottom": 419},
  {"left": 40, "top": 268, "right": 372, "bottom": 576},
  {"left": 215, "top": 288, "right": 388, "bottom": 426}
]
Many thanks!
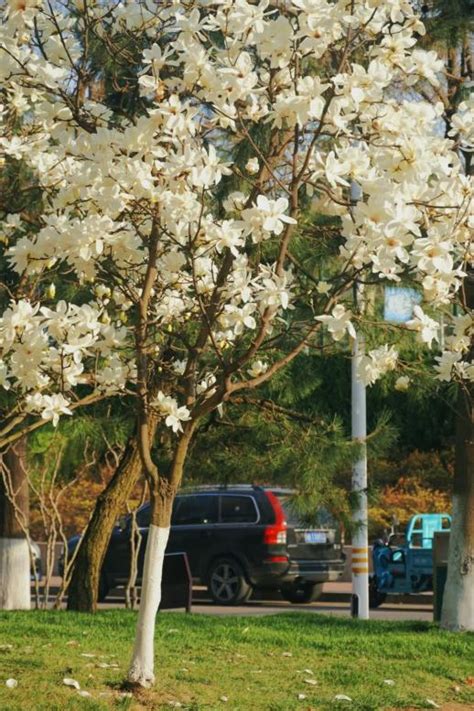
[
  {"left": 101, "top": 584, "right": 434, "bottom": 621},
  {"left": 185, "top": 600, "right": 433, "bottom": 621},
  {"left": 36, "top": 580, "right": 434, "bottom": 621}
]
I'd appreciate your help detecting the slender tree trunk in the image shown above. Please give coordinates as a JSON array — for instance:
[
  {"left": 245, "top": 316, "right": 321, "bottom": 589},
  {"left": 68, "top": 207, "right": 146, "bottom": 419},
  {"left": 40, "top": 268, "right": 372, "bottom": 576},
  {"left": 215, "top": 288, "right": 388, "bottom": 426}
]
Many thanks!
[
  {"left": 441, "top": 274, "right": 474, "bottom": 632},
  {"left": 0, "top": 438, "right": 30, "bottom": 610},
  {"left": 127, "top": 431, "right": 191, "bottom": 687},
  {"left": 67, "top": 436, "right": 145, "bottom": 612},
  {"left": 127, "top": 515, "right": 170, "bottom": 686}
]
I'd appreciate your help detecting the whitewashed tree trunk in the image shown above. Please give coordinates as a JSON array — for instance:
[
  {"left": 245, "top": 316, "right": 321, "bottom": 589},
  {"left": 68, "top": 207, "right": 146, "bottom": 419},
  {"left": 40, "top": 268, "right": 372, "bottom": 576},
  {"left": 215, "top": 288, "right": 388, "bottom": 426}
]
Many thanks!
[
  {"left": 441, "top": 495, "right": 474, "bottom": 631},
  {"left": 127, "top": 524, "right": 170, "bottom": 687},
  {"left": 0, "top": 439, "right": 30, "bottom": 610},
  {"left": 441, "top": 353, "right": 474, "bottom": 632},
  {"left": 0, "top": 538, "right": 31, "bottom": 610}
]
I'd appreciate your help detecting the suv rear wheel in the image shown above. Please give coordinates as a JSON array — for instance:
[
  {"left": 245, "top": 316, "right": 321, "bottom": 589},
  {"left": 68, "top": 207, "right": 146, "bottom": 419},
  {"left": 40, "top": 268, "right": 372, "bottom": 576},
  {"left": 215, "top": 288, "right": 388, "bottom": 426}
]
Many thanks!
[
  {"left": 280, "top": 582, "right": 323, "bottom": 604},
  {"left": 207, "top": 557, "right": 252, "bottom": 605}
]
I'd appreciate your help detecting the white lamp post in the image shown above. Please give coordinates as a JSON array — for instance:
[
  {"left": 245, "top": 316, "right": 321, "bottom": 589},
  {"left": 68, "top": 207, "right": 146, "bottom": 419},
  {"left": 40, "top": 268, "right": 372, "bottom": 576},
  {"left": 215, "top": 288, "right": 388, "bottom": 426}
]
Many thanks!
[{"left": 350, "top": 180, "right": 369, "bottom": 619}]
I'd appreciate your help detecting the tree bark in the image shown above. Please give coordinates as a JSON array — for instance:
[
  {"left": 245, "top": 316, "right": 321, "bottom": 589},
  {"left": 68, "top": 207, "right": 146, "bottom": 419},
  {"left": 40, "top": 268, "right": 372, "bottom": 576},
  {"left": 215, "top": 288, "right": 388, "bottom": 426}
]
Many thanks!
[
  {"left": 0, "top": 438, "right": 30, "bottom": 610},
  {"left": 440, "top": 381, "right": 474, "bottom": 631},
  {"left": 127, "top": 523, "right": 170, "bottom": 686},
  {"left": 67, "top": 435, "right": 145, "bottom": 612},
  {"left": 127, "top": 430, "right": 192, "bottom": 687},
  {"left": 441, "top": 274, "right": 474, "bottom": 632}
]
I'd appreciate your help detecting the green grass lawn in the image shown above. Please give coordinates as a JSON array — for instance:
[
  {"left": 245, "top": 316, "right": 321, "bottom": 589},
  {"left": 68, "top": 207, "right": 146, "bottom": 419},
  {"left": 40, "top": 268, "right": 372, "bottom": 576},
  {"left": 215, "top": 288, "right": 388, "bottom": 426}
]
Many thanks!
[{"left": 0, "top": 611, "right": 473, "bottom": 711}]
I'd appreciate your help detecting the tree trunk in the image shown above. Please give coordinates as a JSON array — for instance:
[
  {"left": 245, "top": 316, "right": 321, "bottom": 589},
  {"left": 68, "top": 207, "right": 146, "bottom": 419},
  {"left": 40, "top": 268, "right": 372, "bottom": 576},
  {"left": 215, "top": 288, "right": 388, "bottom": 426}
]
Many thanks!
[
  {"left": 0, "top": 438, "right": 30, "bottom": 610},
  {"left": 440, "top": 382, "right": 474, "bottom": 631},
  {"left": 127, "top": 519, "right": 170, "bottom": 687},
  {"left": 441, "top": 273, "right": 474, "bottom": 632},
  {"left": 67, "top": 436, "right": 145, "bottom": 612},
  {"left": 127, "top": 431, "right": 191, "bottom": 687}
]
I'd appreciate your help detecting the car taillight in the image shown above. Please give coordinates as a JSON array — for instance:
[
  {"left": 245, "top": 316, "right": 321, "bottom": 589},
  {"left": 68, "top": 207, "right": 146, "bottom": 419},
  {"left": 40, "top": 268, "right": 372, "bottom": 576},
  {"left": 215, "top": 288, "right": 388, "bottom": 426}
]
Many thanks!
[
  {"left": 263, "top": 491, "right": 287, "bottom": 545},
  {"left": 263, "top": 527, "right": 287, "bottom": 544},
  {"left": 265, "top": 555, "right": 289, "bottom": 563}
]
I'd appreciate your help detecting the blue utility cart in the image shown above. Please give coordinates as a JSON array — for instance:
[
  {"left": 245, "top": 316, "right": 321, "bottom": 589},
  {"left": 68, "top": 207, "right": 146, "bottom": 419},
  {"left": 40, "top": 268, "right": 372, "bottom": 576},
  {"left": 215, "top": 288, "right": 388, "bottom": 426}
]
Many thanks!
[{"left": 369, "top": 513, "right": 451, "bottom": 608}]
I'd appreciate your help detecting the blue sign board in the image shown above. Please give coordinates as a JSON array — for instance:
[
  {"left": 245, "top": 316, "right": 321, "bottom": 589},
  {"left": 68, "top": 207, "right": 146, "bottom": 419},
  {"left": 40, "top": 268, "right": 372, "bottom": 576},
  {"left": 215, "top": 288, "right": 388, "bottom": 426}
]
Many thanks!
[{"left": 384, "top": 287, "right": 422, "bottom": 324}]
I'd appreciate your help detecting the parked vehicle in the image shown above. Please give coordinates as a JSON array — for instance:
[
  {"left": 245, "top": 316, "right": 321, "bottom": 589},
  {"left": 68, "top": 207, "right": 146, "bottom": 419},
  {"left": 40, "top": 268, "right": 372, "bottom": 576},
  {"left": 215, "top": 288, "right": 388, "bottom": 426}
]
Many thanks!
[
  {"left": 62, "top": 485, "right": 345, "bottom": 605},
  {"left": 370, "top": 513, "right": 451, "bottom": 608}
]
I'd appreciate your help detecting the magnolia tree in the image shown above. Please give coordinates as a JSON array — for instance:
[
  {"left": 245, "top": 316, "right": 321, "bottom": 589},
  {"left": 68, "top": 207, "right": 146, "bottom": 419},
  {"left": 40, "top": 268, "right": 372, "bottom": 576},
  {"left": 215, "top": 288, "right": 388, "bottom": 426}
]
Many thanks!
[{"left": 1, "top": 0, "right": 473, "bottom": 685}]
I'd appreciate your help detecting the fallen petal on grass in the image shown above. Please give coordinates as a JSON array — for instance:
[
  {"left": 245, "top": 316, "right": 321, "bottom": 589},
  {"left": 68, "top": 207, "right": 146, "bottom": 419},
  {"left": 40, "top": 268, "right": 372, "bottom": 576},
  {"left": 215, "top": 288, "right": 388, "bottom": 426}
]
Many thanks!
[
  {"left": 383, "top": 679, "right": 395, "bottom": 686},
  {"left": 220, "top": 695, "right": 228, "bottom": 702},
  {"left": 297, "top": 693, "right": 307, "bottom": 701},
  {"left": 426, "top": 701, "right": 440, "bottom": 709},
  {"left": 334, "top": 694, "right": 352, "bottom": 702},
  {"left": 304, "top": 679, "right": 318, "bottom": 686},
  {"left": 63, "top": 678, "right": 80, "bottom": 690},
  {"left": 5, "top": 679, "right": 18, "bottom": 689},
  {"left": 77, "top": 690, "right": 91, "bottom": 698},
  {"left": 96, "top": 662, "right": 119, "bottom": 669}
]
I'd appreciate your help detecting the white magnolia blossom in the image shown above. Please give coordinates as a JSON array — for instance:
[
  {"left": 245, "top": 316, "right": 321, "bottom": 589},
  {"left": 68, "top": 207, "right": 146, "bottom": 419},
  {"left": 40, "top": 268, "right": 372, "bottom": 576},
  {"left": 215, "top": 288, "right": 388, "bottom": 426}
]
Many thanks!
[
  {"left": 25, "top": 392, "right": 72, "bottom": 427},
  {"left": 241, "top": 196, "right": 297, "bottom": 240},
  {"left": 0, "top": 0, "right": 472, "bottom": 438},
  {"left": 435, "top": 351, "right": 474, "bottom": 383},
  {"left": 0, "top": 298, "right": 129, "bottom": 420},
  {"left": 247, "top": 360, "right": 269, "bottom": 378},
  {"left": 434, "top": 313, "right": 474, "bottom": 383},
  {"left": 449, "top": 98, "right": 474, "bottom": 151},
  {"left": 395, "top": 376, "right": 411, "bottom": 392},
  {"left": 357, "top": 345, "right": 399, "bottom": 386},
  {"left": 196, "top": 373, "right": 217, "bottom": 397},
  {"left": 245, "top": 157, "right": 260, "bottom": 175},
  {"left": 316, "top": 305, "right": 357, "bottom": 342},
  {"left": 406, "top": 306, "right": 440, "bottom": 348},
  {"left": 150, "top": 392, "right": 191, "bottom": 433}
]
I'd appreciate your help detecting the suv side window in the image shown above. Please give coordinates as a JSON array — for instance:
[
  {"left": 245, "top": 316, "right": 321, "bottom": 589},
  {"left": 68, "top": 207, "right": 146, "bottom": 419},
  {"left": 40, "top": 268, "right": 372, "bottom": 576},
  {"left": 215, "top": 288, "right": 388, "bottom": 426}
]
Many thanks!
[
  {"left": 220, "top": 495, "right": 258, "bottom": 524},
  {"left": 134, "top": 501, "right": 182, "bottom": 528},
  {"left": 173, "top": 495, "right": 218, "bottom": 525}
]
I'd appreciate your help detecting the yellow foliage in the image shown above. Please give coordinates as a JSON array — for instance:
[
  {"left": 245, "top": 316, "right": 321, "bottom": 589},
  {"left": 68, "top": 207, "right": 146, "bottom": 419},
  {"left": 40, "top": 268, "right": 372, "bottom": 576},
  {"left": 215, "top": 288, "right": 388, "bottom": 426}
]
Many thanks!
[{"left": 369, "top": 476, "right": 451, "bottom": 537}]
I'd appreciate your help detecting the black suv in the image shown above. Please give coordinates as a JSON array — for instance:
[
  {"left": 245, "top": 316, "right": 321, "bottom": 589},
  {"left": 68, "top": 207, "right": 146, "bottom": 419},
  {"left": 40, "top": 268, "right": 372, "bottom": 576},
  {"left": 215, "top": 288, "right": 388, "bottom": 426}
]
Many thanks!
[{"left": 66, "top": 486, "right": 345, "bottom": 605}]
